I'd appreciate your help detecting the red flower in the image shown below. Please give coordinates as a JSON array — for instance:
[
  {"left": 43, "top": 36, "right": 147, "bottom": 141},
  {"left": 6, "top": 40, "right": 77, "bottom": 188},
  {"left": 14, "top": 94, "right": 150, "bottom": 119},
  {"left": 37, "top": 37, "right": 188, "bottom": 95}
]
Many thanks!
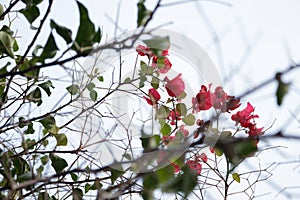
[
  {"left": 144, "top": 88, "right": 161, "bottom": 105},
  {"left": 171, "top": 162, "right": 181, "bottom": 173},
  {"left": 164, "top": 74, "right": 185, "bottom": 98},
  {"left": 167, "top": 110, "right": 181, "bottom": 125},
  {"left": 248, "top": 124, "right": 264, "bottom": 137},
  {"left": 162, "top": 49, "right": 169, "bottom": 56},
  {"left": 231, "top": 102, "right": 259, "bottom": 128},
  {"left": 198, "top": 153, "right": 208, "bottom": 163},
  {"left": 212, "top": 86, "right": 228, "bottom": 109},
  {"left": 226, "top": 98, "right": 241, "bottom": 112},
  {"left": 186, "top": 160, "right": 202, "bottom": 174},
  {"left": 136, "top": 45, "right": 152, "bottom": 57},
  {"left": 192, "top": 85, "right": 212, "bottom": 112}
]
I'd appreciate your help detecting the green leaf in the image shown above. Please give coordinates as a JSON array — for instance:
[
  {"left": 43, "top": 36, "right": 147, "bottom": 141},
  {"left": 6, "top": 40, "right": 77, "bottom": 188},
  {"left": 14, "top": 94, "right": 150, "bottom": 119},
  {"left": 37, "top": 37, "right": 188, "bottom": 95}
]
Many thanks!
[
  {"left": 155, "top": 165, "right": 174, "bottom": 183},
  {"left": 124, "top": 77, "right": 131, "bottom": 83},
  {"left": 50, "top": 154, "right": 68, "bottom": 173},
  {"left": 38, "top": 192, "right": 50, "bottom": 200},
  {"left": 38, "top": 33, "right": 59, "bottom": 62},
  {"left": 0, "top": 4, "right": 4, "bottom": 21},
  {"left": 151, "top": 76, "right": 159, "bottom": 89},
  {"left": 139, "top": 61, "right": 153, "bottom": 76},
  {"left": 27, "top": 87, "right": 42, "bottom": 106},
  {"left": 140, "top": 134, "right": 161, "bottom": 153},
  {"left": 0, "top": 63, "right": 8, "bottom": 103},
  {"left": 84, "top": 183, "right": 91, "bottom": 193},
  {"left": 13, "top": 157, "right": 30, "bottom": 175},
  {"left": 182, "top": 113, "right": 195, "bottom": 126},
  {"left": 276, "top": 80, "right": 289, "bottom": 106},
  {"left": 66, "top": 84, "right": 80, "bottom": 95},
  {"left": 87, "top": 82, "right": 95, "bottom": 91},
  {"left": 24, "top": 122, "right": 35, "bottom": 134},
  {"left": 156, "top": 106, "right": 170, "bottom": 119},
  {"left": 90, "top": 90, "right": 97, "bottom": 101},
  {"left": 215, "top": 137, "right": 257, "bottom": 169},
  {"left": 162, "top": 166, "right": 197, "bottom": 197},
  {"left": 160, "top": 123, "right": 171, "bottom": 136},
  {"left": 97, "top": 75, "right": 104, "bottom": 82},
  {"left": 25, "top": 139, "right": 36, "bottom": 149},
  {"left": 38, "top": 80, "right": 54, "bottom": 96},
  {"left": 18, "top": 58, "right": 39, "bottom": 80},
  {"left": 50, "top": 20, "right": 72, "bottom": 44},
  {"left": 20, "top": 4, "right": 40, "bottom": 24},
  {"left": 19, "top": 117, "right": 26, "bottom": 128},
  {"left": 40, "top": 155, "right": 49, "bottom": 165},
  {"left": 72, "top": 1, "right": 101, "bottom": 53},
  {"left": 143, "top": 36, "right": 170, "bottom": 55},
  {"left": 17, "top": 172, "right": 32, "bottom": 183},
  {"left": 137, "top": 0, "right": 151, "bottom": 27},
  {"left": 176, "top": 103, "right": 187, "bottom": 116},
  {"left": 55, "top": 134, "right": 68, "bottom": 146},
  {"left": 72, "top": 188, "right": 83, "bottom": 200},
  {"left": 21, "top": 0, "right": 43, "bottom": 5},
  {"left": 143, "top": 172, "right": 159, "bottom": 190},
  {"left": 39, "top": 115, "right": 56, "bottom": 130},
  {"left": 70, "top": 173, "right": 78, "bottom": 181},
  {"left": 108, "top": 167, "right": 124, "bottom": 184},
  {"left": 37, "top": 165, "right": 44, "bottom": 175},
  {"left": 0, "top": 31, "right": 18, "bottom": 57},
  {"left": 177, "top": 91, "right": 187, "bottom": 100},
  {"left": 232, "top": 173, "right": 240, "bottom": 183}
]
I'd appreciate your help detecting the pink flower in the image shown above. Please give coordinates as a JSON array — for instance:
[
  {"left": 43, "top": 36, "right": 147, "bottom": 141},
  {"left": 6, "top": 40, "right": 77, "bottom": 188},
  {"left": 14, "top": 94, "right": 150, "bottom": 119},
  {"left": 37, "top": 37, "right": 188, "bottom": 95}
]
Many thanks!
[
  {"left": 136, "top": 45, "right": 152, "bottom": 57},
  {"left": 192, "top": 85, "right": 212, "bottom": 112},
  {"left": 164, "top": 74, "right": 185, "bottom": 98},
  {"left": 167, "top": 110, "right": 181, "bottom": 125},
  {"left": 248, "top": 124, "right": 264, "bottom": 137},
  {"left": 144, "top": 88, "right": 161, "bottom": 106},
  {"left": 177, "top": 125, "right": 189, "bottom": 137},
  {"left": 186, "top": 160, "right": 202, "bottom": 175},
  {"left": 231, "top": 102, "right": 258, "bottom": 128},
  {"left": 198, "top": 153, "right": 208, "bottom": 163}
]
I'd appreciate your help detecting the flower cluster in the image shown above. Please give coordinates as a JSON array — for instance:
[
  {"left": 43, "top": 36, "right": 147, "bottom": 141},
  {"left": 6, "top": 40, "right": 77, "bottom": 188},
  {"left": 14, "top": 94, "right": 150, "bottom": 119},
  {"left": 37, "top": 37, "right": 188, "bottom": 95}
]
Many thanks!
[
  {"left": 136, "top": 43, "right": 265, "bottom": 176},
  {"left": 231, "top": 102, "right": 264, "bottom": 137},
  {"left": 192, "top": 84, "right": 241, "bottom": 113},
  {"left": 172, "top": 153, "right": 208, "bottom": 175},
  {"left": 136, "top": 45, "right": 172, "bottom": 74}
]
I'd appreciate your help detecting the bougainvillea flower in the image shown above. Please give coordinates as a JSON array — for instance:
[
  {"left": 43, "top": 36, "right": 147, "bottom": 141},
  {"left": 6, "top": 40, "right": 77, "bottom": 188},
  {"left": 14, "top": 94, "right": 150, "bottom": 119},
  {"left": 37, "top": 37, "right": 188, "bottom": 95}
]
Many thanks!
[
  {"left": 186, "top": 160, "right": 202, "bottom": 175},
  {"left": 144, "top": 88, "right": 161, "bottom": 105},
  {"left": 225, "top": 98, "right": 241, "bottom": 112},
  {"left": 192, "top": 85, "right": 212, "bottom": 112},
  {"left": 231, "top": 102, "right": 259, "bottom": 128},
  {"left": 162, "top": 48, "right": 169, "bottom": 56},
  {"left": 171, "top": 162, "right": 181, "bottom": 173},
  {"left": 177, "top": 125, "right": 189, "bottom": 137},
  {"left": 248, "top": 123, "right": 264, "bottom": 137},
  {"left": 159, "top": 57, "right": 172, "bottom": 74},
  {"left": 212, "top": 86, "right": 228, "bottom": 109},
  {"left": 164, "top": 73, "right": 185, "bottom": 97},
  {"left": 167, "top": 110, "right": 181, "bottom": 125},
  {"left": 198, "top": 153, "right": 208, "bottom": 163},
  {"left": 136, "top": 45, "right": 152, "bottom": 57}
]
